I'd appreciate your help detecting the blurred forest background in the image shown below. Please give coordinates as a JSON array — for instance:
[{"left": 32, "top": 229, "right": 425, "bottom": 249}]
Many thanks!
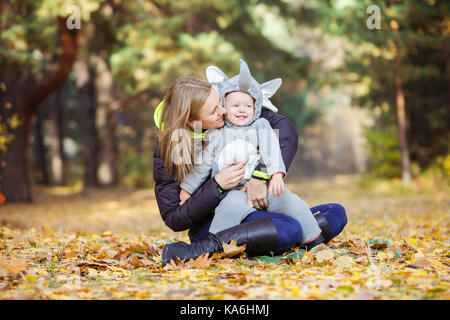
[{"left": 0, "top": 0, "right": 449, "bottom": 202}]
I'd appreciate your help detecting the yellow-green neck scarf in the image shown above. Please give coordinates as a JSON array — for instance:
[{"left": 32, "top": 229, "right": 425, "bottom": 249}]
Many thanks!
[{"left": 154, "top": 100, "right": 207, "bottom": 139}]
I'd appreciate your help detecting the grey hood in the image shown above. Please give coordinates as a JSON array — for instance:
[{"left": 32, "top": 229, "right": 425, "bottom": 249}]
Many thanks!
[{"left": 206, "top": 59, "right": 282, "bottom": 127}]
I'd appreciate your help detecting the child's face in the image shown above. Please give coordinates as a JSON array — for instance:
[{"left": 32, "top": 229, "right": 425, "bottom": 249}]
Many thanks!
[{"left": 225, "top": 91, "right": 255, "bottom": 126}]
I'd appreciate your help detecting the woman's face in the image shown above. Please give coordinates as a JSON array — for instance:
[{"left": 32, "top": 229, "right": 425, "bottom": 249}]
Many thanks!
[{"left": 193, "top": 88, "right": 226, "bottom": 129}]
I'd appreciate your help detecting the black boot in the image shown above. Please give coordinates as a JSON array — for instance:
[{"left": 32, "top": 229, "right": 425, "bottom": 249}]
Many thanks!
[
  {"left": 302, "top": 233, "right": 325, "bottom": 251},
  {"left": 313, "top": 210, "right": 332, "bottom": 243},
  {"left": 161, "top": 217, "right": 278, "bottom": 267},
  {"left": 298, "top": 210, "right": 332, "bottom": 251}
]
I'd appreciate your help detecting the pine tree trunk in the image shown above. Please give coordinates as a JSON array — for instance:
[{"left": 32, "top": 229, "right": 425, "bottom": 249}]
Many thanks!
[
  {"left": 94, "top": 55, "right": 119, "bottom": 186},
  {"left": 32, "top": 111, "right": 50, "bottom": 185},
  {"left": 394, "top": 50, "right": 412, "bottom": 184},
  {"left": 0, "top": 17, "right": 78, "bottom": 202},
  {"left": 49, "top": 85, "right": 67, "bottom": 185},
  {"left": 98, "top": 108, "right": 119, "bottom": 186},
  {"left": 0, "top": 72, "right": 32, "bottom": 201},
  {"left": 391, "top": 17, "right": 412, "bottom": 184},
  {"left": 75, "top": 58, "right": 99, "bottom": 187}
]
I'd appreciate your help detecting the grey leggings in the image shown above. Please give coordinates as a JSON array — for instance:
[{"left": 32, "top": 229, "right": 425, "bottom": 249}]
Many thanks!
[{"left": 209, "top": 186, "right": 321, "bottom": 244}]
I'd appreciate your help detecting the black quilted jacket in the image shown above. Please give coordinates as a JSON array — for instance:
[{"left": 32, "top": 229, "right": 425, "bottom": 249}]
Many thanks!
[{"left": 153, "top": 108, "right": 299, "bottom": 232}]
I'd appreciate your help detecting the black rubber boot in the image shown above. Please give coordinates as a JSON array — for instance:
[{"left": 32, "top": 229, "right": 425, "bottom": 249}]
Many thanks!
[
  {"left": 161, "top": 217, "right": 278, "bottom": 267},
  {"left": 313, "top": 210, "right": 333, "bottom": 243},
  {"left": 302, "top": 233, "right": 325, "bottom": 251}
]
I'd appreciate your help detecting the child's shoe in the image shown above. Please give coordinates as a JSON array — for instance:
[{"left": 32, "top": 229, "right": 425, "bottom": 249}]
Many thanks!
[{"left": 302, "top": 233, "right": 325, "bottom": 251}]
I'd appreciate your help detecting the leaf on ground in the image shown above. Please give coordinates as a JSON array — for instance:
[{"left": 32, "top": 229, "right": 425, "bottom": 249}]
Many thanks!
[
  {"left": 125, "top": 243, "right": 148, "bottom": 255},
  {"left": 146, "top": 246, "right": 161, "bottom": 258},
  {"left": 40, "top": 226, "right": 55, "bottom": 237},
  {"left": 279, "top": 257, "right": 295, "bottom": 265},
  {"left": 309, "top": 243, "right": 330, "bottom": 253},
  {"left": 34, "top": 250, "right": 51, "bottom": 261},
  {"left": 76, "top": 260, "right": 109, "bottom": 270},
  {"left": 186, "top": 253, "right": 213, "bottom": 268},
  {"left": 164, "top": 258, "right": 186, "bottom": 271},
  {"left": 406, "top": 258, "right": 433, "bottom": 269},
  {"left": 101, "top": 230, "right": 113, "bottom": 237},
  {"left": 314, "top": 249, "right": 335, "bottom": 264},
  {"left": 301, "top": 252, "right": 314, "bottom": 264},
  {"left": 334, "top": 256, "right": 355, "bottom": 269},
  {"left": 223, "top": 272, "right": 247, "bottom": 284},
  {"left": 355, "top": 256, "right": 369, "bottom": 265},
  {"left": 63, "top": 250, "right": 77, "bottom": 259},
  {"left": 141, "top": 256, "right": 159, "bottom": 268},
  {"left": 236, "top": 258, "right": 259, "bottom": 266},
  {"left": 222, "top": 239, "right": 246, "bottom": 258},
  {"left": 333, "top": 239, "right": 354, "bottom": 248},
  {"left": 378, "top": 279, "right": 393, "bottom": 289},
  {"left": 130, "top": 254, "right": 143, "bottom": 268},
  {"left": 350, "top": 246, "right": 367, "bottom": 255},
  {"left": 224, "top": 287, "right": 245, "bottom": 297},
  {"left": 120, "top": 251, "right": 132, "bottom": 261},
  {"left": 25, "top": 274, "right": 37, "bottom": 282},
  {"left": 106, "top": 249, "right": 120, "bottom": 259},
  {"left": 370, "top": 242, "right": 388, "bottom": 250},
  {"left": 0, "top": 255, "right": 27, "bottom": 274},
  {"left": 211, "top": 252, "right": 225, "bottom": 260},
  {"left": 163, "top": 254, "right": 213, "bottom": 270}
]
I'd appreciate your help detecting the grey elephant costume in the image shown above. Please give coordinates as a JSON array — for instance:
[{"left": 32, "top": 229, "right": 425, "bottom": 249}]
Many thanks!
[{"left": 180, "top": 60, "right": 321, "bottom": 242}]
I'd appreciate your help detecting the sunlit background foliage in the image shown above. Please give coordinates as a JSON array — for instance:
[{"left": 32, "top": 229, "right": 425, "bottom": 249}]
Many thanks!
[{"left": 0, "top": 0, "right": 449, "bottom": 199}]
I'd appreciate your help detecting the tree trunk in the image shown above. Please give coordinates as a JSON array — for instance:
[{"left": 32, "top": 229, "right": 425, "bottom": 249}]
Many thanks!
[
  {"left": 49, "top": 84, "right": 67, "bottom": 185},
  {"left": 32, "top": 111, "right": 50, "bottom": 185},
  {"left": 0, "top": 17, "right": 78, "bottom": 202},
  {"left": 394, "top": 49, "right": 412, "bottom": 184},
  {"left": 0, "top": 72, "right": 32, "bottom": 202},
  {"left": 391, "top": 18, "right": 412, "bottom": 184},
  {"left": 94, "top": 55, "right": 119, "bottom": 186},
  {"left": 75, "top": 58, "right": 99, "bottom": 187}
]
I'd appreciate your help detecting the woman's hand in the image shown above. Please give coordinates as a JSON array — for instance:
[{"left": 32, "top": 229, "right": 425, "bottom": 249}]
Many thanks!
[
  {"left": 241, "top": 178, "right": 268, "bottom": 210},
  {"left": 268, "top": 173, "right": 285, "bottom": 197},
  {"left": 179, "top": 189, "right": 191, "bottom": 206},
  {"left": 214, "top": 163, "right": 246, "bottom": 190}
]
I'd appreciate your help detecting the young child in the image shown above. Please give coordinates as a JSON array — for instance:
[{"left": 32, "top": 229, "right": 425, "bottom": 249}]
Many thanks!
[{"left": 180, "top": 59, "right": 323, "bottom": 248}]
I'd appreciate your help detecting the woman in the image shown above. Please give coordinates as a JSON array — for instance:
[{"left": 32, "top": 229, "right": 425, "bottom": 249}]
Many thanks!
[{"left": 153, "top": 77, "right": 347, "bottom": 266}]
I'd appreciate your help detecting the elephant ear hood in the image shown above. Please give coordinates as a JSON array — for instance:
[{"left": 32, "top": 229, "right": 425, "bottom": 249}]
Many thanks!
[{"left": 206, "top": 59, "right": 282, "bottom": 127}]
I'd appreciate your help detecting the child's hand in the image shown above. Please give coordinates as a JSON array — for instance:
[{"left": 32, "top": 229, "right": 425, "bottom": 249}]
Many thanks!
[
  {"left": 179, "top": 189, "right": 191, "bottom": 206},
  {"left": 268, "top": 173, "right": 285, "bottom": 197}
]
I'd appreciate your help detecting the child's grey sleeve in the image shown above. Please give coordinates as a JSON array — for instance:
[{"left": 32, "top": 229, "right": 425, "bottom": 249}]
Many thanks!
[
  {"left": 255, "top": 118, "right": 287, "bottom": 176},
  {"left": 180, "top": 132, "right": 218, "bottom": 194}
]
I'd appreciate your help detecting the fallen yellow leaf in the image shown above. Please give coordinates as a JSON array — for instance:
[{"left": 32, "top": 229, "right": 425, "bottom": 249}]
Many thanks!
[
  {"left": 334, "top": 256, "right": 355, "bottom": 269},
  {"left": 222, "top": 239, "right": 246, "bottom": 258},
  {"left": 314, "top": 249, "right": 335, "bottom": 264},
  {"left": 25, "top": 274, "right": 37, "bottom": 282}
]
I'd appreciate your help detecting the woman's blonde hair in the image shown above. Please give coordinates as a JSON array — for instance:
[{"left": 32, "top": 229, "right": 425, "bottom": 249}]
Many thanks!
[{"left": 158, "top": 77, "right": 212, "bottom": 184}]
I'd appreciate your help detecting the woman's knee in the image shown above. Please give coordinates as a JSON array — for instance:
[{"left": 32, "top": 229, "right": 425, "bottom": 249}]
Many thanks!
[
  {"left": 328, "top": 203, "right": 348, "bottom": 230},
  {"left": 272, "top": 214, "right": 303, "bottom": 250},
  {"left": 242, "top": 211, "right": 303, "bottom": 250},
  {"left": 313, "top": 203, "right": 348, "bottom": 240}
]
